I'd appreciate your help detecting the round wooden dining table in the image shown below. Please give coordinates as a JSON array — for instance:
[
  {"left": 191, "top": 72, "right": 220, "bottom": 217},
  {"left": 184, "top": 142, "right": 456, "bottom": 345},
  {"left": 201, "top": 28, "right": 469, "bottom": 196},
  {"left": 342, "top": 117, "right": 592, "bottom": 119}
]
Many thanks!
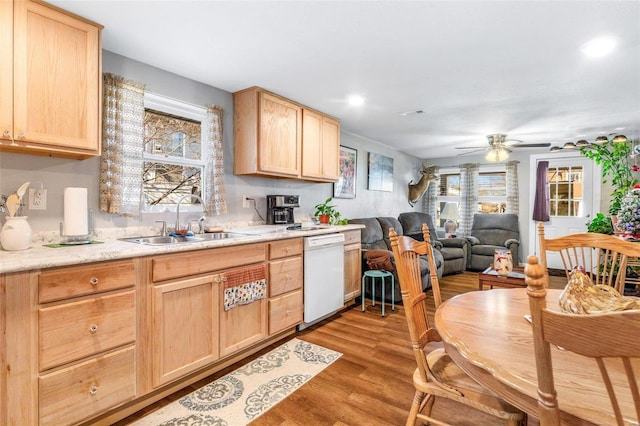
[{"left": 434, "top": 288, "right": 638, "bottom": 426}]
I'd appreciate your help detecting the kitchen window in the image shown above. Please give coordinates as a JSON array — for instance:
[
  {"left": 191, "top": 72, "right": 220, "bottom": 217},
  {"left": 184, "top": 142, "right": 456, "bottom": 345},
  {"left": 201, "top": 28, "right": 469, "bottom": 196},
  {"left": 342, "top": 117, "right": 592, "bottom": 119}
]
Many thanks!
[{"left": 142, "top": 93, "right": 208, "bottom": 213}]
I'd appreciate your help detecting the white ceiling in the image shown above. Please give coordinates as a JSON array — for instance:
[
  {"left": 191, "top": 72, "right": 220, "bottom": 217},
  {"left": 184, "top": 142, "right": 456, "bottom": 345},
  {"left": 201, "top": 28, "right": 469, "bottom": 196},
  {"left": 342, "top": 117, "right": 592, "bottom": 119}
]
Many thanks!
[{"left": 50, "top": 0, "right": 640, "bottom": 159}]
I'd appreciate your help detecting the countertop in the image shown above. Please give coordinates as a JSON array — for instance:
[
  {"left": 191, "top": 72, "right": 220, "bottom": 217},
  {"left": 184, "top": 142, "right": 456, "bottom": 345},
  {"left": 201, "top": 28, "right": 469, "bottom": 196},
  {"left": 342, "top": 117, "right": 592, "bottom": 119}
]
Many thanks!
[{"left": 0, "top": 224, "right": 364, "bottom": 274}]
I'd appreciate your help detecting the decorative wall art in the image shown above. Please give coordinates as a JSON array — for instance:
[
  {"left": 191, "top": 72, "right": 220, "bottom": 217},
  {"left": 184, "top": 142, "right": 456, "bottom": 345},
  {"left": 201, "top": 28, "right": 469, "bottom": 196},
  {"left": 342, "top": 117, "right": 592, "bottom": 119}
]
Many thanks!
[
  {"left": 333, "top": 146, "right": 357, "bottom": 199},
  {"left": 367, "top": 152, "right": 394, "bottom": 192}
]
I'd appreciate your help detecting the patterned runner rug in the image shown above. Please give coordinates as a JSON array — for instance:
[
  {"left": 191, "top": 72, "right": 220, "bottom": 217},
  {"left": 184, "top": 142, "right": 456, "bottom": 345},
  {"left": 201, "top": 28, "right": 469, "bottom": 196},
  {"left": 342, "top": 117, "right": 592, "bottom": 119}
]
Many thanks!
[{"left": 133, "top": 338, "right": 342, "bottom": 426}]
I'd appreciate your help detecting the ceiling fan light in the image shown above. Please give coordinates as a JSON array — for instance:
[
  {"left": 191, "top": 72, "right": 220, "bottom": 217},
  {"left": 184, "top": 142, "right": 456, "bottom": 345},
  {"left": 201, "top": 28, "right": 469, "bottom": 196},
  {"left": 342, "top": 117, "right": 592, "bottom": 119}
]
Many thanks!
[
  {"left": 575, "top": 139, "right": 590, "bottom": 147},
  {"left": 562, "top": 142, "right": 577, "bottom": 150},
  {"left": 595, "top": 135, "right": 609, "bottom": 143},
  {"left": 497, "top": 148, "right": 510, "bottom": 162},
  {"left": 550, "top": 146, "right": 563, "bottom": 152},
  {"left": 612, "top": 134, "right": 628, "bottom": 143},
  {"left": 485, "top": 149, "right": 499, "bottom": 162}
]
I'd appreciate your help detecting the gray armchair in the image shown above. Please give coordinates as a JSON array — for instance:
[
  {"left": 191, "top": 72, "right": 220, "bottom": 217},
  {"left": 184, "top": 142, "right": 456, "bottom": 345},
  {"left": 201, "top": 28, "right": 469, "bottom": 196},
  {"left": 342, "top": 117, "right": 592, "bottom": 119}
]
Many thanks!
[
  {"left": 466, "top": 213, "right": 520, "bottom": 271},
  {"left": 398, "top": 212, "right": 468, "bottom": 275}
]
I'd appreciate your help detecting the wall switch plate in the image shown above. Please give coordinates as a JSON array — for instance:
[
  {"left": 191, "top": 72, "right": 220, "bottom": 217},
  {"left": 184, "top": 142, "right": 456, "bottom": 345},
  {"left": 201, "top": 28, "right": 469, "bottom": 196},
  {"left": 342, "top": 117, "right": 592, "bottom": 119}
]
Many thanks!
[
  {"left": 29, "top": 188, "right": 47, "bottom": 210},
  {"left": 242, "top": 195, "right": 251, "bottom": 208}
]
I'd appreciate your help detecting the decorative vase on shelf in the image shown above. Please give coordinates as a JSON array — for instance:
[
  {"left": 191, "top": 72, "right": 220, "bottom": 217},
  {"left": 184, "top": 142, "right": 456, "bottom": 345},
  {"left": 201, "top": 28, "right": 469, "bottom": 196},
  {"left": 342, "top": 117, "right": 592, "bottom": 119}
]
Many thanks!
[
  {"left": 493, "top": 249, "right": 513, "bottom": 276},
  {"left": 0, "top": 216, "right": 32, "bottom": 251}
]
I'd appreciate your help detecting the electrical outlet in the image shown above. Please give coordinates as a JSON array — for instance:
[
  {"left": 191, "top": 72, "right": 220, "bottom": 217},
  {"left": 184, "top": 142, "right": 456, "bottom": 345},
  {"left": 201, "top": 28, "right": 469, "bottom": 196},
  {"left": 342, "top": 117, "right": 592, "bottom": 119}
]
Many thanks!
[
  {"left": 29, "top": 188, "right": 47, "bottom": 210},
  {"left": 242, "top": 195, "right": 251, "bottom": 208}
]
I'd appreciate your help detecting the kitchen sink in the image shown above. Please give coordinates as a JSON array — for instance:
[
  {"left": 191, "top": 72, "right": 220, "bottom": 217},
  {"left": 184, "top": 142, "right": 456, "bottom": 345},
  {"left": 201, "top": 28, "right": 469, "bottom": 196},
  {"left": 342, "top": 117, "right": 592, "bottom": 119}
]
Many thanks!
[{"left": 119, "top": 232, "right": 246, "bottom": 245}]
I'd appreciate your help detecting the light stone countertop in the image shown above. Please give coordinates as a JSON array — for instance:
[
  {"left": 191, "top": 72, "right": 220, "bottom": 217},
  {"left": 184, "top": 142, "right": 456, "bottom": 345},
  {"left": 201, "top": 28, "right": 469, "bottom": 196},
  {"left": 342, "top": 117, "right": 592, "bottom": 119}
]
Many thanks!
[{"left": 0, "top": 224, "right": 364, "bottom": 274}]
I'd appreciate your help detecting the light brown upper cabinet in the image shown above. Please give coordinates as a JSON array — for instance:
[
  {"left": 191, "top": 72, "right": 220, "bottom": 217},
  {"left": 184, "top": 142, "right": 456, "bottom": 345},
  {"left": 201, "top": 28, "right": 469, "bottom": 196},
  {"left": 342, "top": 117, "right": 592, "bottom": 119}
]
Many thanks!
[
  {"left": 0, "top": 0, "right": 103, "bottom": 159},
  {"left": 301, "top": 108, "right": 340, "bottom": 181},
  {"left": 234, "top": 87, "right": 302, "bottom": 178},
  {"left": 234, "top": 87, "right": 340, "bottom": 182}
]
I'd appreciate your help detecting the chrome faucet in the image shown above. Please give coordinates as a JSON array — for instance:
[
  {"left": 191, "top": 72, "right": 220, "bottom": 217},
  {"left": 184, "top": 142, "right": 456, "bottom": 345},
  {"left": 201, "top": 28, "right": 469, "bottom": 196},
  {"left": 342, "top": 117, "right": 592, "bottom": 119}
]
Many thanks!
[{"left": 175, "top": 194, "right": 206, "bottom": 233}]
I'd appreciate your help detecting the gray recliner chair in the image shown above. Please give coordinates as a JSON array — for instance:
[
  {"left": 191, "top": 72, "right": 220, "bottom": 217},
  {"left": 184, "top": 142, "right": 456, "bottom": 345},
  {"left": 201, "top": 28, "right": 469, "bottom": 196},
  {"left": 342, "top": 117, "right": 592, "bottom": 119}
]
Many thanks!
[
  {"left": 466, "top": 213, "right": 520, "bottom": 271},
  {"left": 398, "top": 212, "right": 468, "bottom": 275}
]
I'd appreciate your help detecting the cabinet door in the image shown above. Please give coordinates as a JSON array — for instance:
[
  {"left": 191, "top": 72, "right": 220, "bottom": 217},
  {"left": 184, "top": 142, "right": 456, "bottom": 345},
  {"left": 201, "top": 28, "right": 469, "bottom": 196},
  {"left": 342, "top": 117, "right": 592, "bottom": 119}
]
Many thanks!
[
  {"left": 321, "top": 116, "right": 340, "bottom": 180},
  {"left": 258, "top": 92, "right": 301, "bottom": 177},
  {"left": 0, "top": 0, "right": 12, "bottom": 141},
  {"left": 152, "top": 276, "right": 219, "bottom": 387},
  {"left": 302, "top": 110, "right": 340, "bottom": 181},
  {"left": 13, "top": 0, "right": 101, "bottom": 154},
  {"left": 301, "top": 109, "right": 323, "bottom": 178},
  {"left": 344, "top": 242, "right": 362, "bottom": 301},
  {"left": 219, "top": 296, "right": 267, "bottom": 357}
]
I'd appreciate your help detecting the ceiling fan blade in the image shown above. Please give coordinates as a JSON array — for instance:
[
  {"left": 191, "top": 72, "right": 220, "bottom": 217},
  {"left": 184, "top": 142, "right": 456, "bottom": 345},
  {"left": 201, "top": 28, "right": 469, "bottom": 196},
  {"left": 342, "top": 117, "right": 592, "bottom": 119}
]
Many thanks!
[
  {"left": 455, "top": 146, "right": 487, "bottom": 150},
  {"left": 457, "top": 148, "right": 486, "bottom": 156},
  {"left": 513, "top": 143, "right": 551, "bottom": 148}
]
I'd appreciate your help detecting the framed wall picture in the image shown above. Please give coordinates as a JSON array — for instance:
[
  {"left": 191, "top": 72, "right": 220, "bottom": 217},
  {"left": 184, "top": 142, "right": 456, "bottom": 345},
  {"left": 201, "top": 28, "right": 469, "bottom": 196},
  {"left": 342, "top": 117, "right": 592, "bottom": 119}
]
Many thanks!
[
  {"left": 367, "top": 152, "right": 394, "bottom": 192},
  {"left": 333, "top": 146, "right": 357, "bottom": 199}
]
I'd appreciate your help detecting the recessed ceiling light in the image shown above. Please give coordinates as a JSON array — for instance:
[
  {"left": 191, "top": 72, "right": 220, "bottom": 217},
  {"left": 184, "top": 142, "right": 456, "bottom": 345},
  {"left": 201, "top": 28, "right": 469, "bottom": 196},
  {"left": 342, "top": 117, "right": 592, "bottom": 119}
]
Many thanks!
[
  {"left": 347, "top": 95, "right": 364, "bottom": 106},
  {"left": 581, "top": 36, "right": 616, "bottom": 58}
]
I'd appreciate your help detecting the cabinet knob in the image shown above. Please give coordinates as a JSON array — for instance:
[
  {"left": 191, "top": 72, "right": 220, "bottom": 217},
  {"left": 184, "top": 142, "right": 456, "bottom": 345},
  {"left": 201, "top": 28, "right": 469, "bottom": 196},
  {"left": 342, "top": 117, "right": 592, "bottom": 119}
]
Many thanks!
[
  {"left": 285, "top": 247, "right": 291, "bottom": 252},
  {"left": 89, "top": 386, "right": 98, "bottom": 396},
  {"left": 89, "top": 277, "right": 99, "bottom": 286},
  {"left": 17, "top": 130, "right": 24, "bottom": 139},
  {"left": 89, "top": 324, "right": 98, "bottom": 334},
  {"left": 2, "top": 129, "right": 9, "bottom": 138},
  {"left": 286, "top": 310, "right": 292, "bottom": 316},
  {"left": 285, "top": 274, "right": 292, "bottom": 281}
]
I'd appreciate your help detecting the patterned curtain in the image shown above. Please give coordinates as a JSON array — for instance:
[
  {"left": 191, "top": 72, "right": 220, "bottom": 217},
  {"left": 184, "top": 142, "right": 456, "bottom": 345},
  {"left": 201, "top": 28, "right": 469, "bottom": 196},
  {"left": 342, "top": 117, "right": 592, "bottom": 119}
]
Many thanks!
[
  {"left": 506, "top": 160, "right": 519, "bottom": 215},
  {"left": 99, "top": 73, "right": 145, "bottom": 215},
  {"left": 422, "top": 166, "right": 439, "bottom": 217},
  {"left": 205, "top": 105, "right": 227, "bottom": 215},
  {"left": 459, "top": 163, "right": 479, "bottom": 236}
]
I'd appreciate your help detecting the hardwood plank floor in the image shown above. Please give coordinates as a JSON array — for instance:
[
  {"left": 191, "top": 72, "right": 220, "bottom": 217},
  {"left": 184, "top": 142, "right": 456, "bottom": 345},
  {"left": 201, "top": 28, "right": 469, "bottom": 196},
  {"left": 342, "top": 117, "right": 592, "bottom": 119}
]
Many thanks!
[{"left": 116, "top": 271, "right": 566, "bottom": 426}]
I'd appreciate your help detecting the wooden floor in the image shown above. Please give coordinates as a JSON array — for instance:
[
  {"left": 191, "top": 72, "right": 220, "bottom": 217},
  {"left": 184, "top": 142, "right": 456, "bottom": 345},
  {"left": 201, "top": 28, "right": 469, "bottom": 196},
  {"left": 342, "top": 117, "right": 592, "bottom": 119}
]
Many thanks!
[{"left": 117, "top": 271, "right": 566, "bottom": 426}]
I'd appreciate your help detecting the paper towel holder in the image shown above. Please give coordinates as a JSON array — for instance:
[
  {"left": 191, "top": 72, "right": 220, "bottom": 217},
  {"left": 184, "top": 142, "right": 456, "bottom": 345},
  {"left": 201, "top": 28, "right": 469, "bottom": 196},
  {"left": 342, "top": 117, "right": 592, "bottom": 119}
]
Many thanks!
[{"left": 59, "top": 208, "right": 93, "bottom": 245}]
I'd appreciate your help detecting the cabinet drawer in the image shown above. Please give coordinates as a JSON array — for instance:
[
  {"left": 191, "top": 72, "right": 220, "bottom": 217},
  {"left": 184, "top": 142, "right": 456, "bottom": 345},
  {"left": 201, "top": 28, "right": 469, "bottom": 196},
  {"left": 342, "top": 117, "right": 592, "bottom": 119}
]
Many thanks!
[
  {"left": 39, "top": 260, "right": 135, "bottom": 303},
  {"left": 269, "top": 257, "right": 303, "bottom": 297},
  {"left": 39, "top": 346, "right": 135, "bottom": 426},
  {"left": 269, "top": 238, "right": 303, "bottom": 260},
  {"left": 342, "top": 230, "right": 361, "bottom": 245},
  {"left": 152, "top": 243, "right": 266, "bottom": 282},
  {"left": 39, "top": 290, "right": 135, "bottom": 370},
  {"left": 269, "top": 290, "right": 303, "bottom": 334}
]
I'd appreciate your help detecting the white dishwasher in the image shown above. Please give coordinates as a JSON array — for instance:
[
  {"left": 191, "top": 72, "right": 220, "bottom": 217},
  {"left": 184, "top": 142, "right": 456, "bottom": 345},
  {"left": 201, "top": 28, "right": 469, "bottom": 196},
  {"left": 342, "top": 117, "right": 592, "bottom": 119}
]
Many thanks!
[{"left": 299, "top": 233, "right": 345, "bottom": 330}]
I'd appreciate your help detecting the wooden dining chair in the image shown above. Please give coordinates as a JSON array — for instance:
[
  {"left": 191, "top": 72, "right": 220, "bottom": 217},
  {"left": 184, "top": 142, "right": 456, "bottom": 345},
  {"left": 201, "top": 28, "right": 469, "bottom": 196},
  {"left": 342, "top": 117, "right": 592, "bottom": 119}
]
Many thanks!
[
  {"left": 538, "top": 221, "right": 640, "bottom": 293},
  {"left": 525, "top": 254, "right": 640, "bottom": 425},
  {"left": 389, "top": 224, "right": 525, "bottom": 426}
]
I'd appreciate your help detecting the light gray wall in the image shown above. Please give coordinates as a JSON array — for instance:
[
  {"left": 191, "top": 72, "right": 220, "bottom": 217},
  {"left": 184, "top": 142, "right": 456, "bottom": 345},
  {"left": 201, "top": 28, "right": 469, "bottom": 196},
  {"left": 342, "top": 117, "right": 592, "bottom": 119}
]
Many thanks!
[{"left": 0, "top": 51, "right": 426, "bottom": 234}]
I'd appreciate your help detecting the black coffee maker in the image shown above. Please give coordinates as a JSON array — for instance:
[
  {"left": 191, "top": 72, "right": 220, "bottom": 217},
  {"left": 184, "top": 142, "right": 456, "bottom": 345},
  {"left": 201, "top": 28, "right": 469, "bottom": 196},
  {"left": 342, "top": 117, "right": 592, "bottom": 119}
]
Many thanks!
[{"left": 266, "top": 195, "right": 299, "bottom": 225}]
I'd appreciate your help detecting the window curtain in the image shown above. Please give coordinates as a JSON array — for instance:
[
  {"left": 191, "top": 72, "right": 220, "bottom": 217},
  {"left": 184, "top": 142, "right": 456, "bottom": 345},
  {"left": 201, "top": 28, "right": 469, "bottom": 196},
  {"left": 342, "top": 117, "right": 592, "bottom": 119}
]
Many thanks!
[
  {"left": 205, "top": 105, "right": 227, "bottom": 215},
  {"left": 459, "top": 163, "right": 479, "bottom": 236},
  {"left": 532, "top": 160, "right": 550, "bottom": 222},
  {"left": 99, "top": 73, "right": 145, "bottom": 215},
  {"left": 506, "top": 160, "right": 520, "bottom": 215},
  {"left": 422, "top": 166, "right": 439, "bottom": 218}
]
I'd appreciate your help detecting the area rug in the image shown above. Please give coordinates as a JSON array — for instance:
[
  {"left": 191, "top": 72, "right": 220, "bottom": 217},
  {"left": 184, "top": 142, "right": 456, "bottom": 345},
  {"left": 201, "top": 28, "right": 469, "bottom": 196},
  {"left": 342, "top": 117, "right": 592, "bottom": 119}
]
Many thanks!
[{"left": 132, "top": 338, "right": 342, "bottom": 426}]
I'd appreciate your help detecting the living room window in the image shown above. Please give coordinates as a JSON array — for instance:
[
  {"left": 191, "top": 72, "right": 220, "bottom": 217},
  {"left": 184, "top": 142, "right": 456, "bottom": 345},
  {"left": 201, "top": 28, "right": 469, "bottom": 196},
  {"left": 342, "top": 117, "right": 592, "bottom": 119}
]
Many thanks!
[
  {"left": 142, "top": 93, "right": 207, "bottom": 213},
  {"left": 436, "top": 166, "right": 508, "bottom": 227}
]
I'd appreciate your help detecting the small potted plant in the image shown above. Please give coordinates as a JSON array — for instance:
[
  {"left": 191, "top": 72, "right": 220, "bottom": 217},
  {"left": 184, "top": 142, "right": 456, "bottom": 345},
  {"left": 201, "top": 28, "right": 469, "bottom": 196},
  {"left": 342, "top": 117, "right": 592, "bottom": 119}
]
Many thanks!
[
  {"left": 586, "top": 212, "right": 614, "bottom": 235},
  {"left": 314, "top": 197, "right": 339, "bottom": 224}
]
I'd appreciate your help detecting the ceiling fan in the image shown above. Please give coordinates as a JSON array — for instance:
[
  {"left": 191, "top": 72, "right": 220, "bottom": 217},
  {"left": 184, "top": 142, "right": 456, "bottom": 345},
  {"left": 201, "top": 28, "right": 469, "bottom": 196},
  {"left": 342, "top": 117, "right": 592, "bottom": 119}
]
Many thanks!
[{"left": 455, "top": 134, "right": 551, "bottom": 161}]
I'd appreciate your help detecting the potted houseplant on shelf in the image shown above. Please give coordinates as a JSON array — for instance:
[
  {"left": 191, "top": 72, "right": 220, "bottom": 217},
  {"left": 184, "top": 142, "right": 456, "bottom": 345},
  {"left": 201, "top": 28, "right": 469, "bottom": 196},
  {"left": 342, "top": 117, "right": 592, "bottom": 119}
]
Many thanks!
[
  {"left": 314, "top": 197, "right": 340, "bottom": 224},
  {"left": 580, "top": 138, "right": 638, "bottom": 216}
]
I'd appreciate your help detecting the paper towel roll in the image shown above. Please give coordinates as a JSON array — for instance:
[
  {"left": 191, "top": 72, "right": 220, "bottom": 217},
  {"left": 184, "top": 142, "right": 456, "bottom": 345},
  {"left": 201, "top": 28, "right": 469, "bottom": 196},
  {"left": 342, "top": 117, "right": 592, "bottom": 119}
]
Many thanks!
[{"left": 64, "top": 187, "right": 88, "bottom": 236}]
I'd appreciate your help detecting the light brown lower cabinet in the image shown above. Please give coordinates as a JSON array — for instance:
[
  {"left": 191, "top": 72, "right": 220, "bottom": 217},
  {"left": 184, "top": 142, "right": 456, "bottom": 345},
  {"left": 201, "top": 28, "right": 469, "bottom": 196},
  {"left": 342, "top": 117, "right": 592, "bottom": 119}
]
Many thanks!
[
  {"left": 1, "top": 238, "right": 310, "bottom": 425},
  {"left": 342, "top": 230, "right": 362, "bottom": 302},
  {"left": 152, "top": 275, "right": 220, "bottom": 387}
]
